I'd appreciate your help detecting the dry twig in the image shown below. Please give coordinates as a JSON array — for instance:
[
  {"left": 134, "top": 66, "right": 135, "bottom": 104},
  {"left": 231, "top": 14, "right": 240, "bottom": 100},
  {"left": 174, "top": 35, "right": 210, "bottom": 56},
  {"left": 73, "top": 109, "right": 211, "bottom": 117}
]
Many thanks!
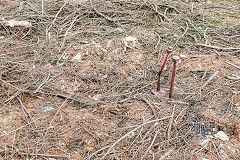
[
  {"left": 87, "top": 116, "right": 171, "bottom": 160},
  {"left": 90, "top": 0, "right": 116, "bottom": 23},
  {"left": 201, "top": 71, "right": 219, "bottom": 89},
  {"left": 196, "top": 43, "right": 240, "bottom": 51},
  {"left": 167, "top": 105, "right": 176, "bottom": 141},
  {"left": 151, "top": 4, "right": 170, "bottom": 22},
  {"left": 159, "top": 149, "right": 173, "bottom": 160}
]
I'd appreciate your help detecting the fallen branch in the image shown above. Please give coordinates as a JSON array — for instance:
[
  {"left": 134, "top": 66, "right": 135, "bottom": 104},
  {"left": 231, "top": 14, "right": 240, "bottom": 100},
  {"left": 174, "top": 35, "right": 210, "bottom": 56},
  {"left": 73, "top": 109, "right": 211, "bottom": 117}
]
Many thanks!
[
  {"left": 225, "top": 61, "right": 240, "bottom": 70},
  {"left": 101, "top": 116, "right": 171, "bottom": 159},
  {"left": 225, "top": 74, "right": 240, "bottom": 80},
  {"left": 167, "top": 105, "right": 176, "bottom": 141},
  {"left": 0, "top": 150, "right": 68, "bottom": 159},
  {"left": 141, "top": 130, "right": 159, "bottom": 160},
  {"left": 1, "top": 20, "right": 32, "bottom": 28},
  {"left": 46, "top": 0, "right": 68, "bottom": 38},
  {"left": 86, "top": 116, "right": 171, "bottom": 160},
  {"left": 159, "top": 149, "right": 173, "bottom": 160},
  {"left": 151, "top": 4, "right": 170, "bottom": 22},
  {"left": 196, "top": 43, "right": 240, "bottom": 51},
  {"left": 201, "top": 71, "right": 219, "bottom": 89},
  {"left": 34, "top": 72, "right": 51, "bottom": 93},
  {"left": 90, "top": 0, "right": 116, "bottom": 23},
  {"left": 17, "top": 97, "right": 37, "bottom": 128},
  {"left": 141, "top": 97, "right": 157, "bottom": 117}
]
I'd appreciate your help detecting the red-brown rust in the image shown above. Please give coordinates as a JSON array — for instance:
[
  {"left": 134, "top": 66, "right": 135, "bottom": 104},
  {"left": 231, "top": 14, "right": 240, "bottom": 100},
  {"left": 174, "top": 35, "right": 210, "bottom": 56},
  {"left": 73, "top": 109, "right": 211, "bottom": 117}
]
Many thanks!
[
  {"left": 156, "top": 46, "right": 173, "bottom": 91},
  {"left": 169, "top": 56, "right": 180, "bottom": 99}
]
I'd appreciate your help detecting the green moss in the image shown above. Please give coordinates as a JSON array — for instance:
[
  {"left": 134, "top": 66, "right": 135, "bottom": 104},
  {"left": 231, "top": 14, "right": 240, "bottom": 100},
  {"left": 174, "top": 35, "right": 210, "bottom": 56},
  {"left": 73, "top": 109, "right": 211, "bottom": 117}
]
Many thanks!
[
  {"left": 214, "top": 12, "right": 220, "bottom": 16},
  {"left": 210, "top": 20, "right": 220, "bottom": 25},
  {"left": 226, "top": 69, "right": 234, "bottom": 72},
  {"left": 203, "top": 68, "right": 211, "bottom": 72}
]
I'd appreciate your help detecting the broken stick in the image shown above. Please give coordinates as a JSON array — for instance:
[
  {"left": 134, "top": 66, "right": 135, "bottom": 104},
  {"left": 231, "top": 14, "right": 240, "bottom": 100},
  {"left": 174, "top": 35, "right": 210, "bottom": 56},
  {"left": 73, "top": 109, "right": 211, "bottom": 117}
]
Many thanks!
[
  {"left": 201, "top": 71, "right": 219, "bottom": 89},
  {"left": 2, "top": 20, "right": 32, "bottom": 28}
]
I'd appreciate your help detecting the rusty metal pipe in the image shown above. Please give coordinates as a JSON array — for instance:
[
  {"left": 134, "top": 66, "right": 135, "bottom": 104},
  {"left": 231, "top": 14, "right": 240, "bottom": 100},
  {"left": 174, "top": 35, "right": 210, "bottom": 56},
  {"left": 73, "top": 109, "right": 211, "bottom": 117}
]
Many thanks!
[
  {"left": 169, "top": 56, "right": 180, "bottom": 99},
  {"left": 156, "top": 46, "right": 173, "bottom": 91}
]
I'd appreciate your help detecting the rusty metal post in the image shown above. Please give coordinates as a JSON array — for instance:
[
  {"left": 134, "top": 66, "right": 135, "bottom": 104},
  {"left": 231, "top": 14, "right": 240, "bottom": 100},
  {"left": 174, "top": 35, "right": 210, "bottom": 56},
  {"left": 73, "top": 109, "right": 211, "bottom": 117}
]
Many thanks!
[
  {"left": 156, "top": 46, "right": 173, "bottom": 91},
  {"left": 169, "top": 56, "right": 180, "bottom": 99}
]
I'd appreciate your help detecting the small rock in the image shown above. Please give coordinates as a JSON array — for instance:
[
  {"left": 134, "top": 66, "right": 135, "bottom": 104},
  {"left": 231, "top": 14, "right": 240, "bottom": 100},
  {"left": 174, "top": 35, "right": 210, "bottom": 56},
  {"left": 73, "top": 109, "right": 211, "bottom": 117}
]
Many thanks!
[
  {"left": 72, "top": 52, "right": 82, "bottom": 61},
  {"left": 124, "top": 36, "right": 138, "bottom": 43},
  {"left": 127, "top": 131, "right": 135, "bottom": 138},
  {"left": 42, "top": 105, "right": 54, "bottom": 112},
  {"left": 227, "top": 144, "right": 236, "bottom": 153},
  {"left": 0, "top": 36, "right": 4, "bottom": 40},
  {"left": 206, "top": 135, "right": 213, "bottom": 138},
  {"left": 102, "top": 74, "right": 108, "bottom": 79},
  {"left": 214, "top": 131, "right": 229, "bottom": 141},
  {"left": 107, "top": 40, "right": 113, "bottom": 48},
  {"left": 198, "top": 138, "right": 211, "bottom": 146},
  {"left": 227, "top": 145, "right": 231, "bottom": 150},
  {"left": 206, "top": 0, "right": 212, "bottom": 4},
  {"left": 114, "top": 28, "right": 124, "bottom": 33},
  {"left": 62, "top": 55, "right": 69, "bottom": 60},
  {"left": 218, "top": 143, "right": 225, "bottom": 154},
  {"left": 179, "top": 54, "right": 187, "bottom": 59},
  {"left": 123, "top": 36, "right": 138, "bottom": 48},
  {"left": 187, "top": 99, "right": 197, "bottom": 106},
  {"left": 92, "top": 94, "right": 102, "bottom": 101},
  {"left": 173, "top": 34, "right": 179, "bottom": 38}
]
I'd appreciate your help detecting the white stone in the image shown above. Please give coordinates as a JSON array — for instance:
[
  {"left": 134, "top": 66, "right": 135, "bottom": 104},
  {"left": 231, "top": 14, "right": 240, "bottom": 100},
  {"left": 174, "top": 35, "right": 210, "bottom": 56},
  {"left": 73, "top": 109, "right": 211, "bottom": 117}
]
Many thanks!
[
  {"left": 42, "top": 105, "right": 54, "bottom": 112},
  {"left": 198, "top": 138, "right": 211, "bottom": 146},
  {"left": 214, "top": 131, "right": 229, "bottom": 141},
  {"left": 72, "top": 52, "right": 82, "bottom": 61},
  {"left": 62, "top": 55, "right": 69, "bottom": 60},
  {"left": 114, "top": 28, "right": 124, "bottom": 33},
  {"left": 123, "top": 36, "right": 138, "bottom": 48},
  {"left": 124, "top": 36, "right": 138, "bottom": 42},
  {"left": 180, "top": 54, "right": 187, "bottom": 59}
]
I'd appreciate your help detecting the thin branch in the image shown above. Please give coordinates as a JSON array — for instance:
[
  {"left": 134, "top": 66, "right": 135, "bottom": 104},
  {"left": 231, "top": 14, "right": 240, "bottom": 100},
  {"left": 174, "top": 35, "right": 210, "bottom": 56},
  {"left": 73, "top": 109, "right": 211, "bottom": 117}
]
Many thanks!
[
  {"left": 174, "top": 22, "right": 189, "bottom": 47},
  {"left": 225, "top": 61, "right": 240, "bottom": 70},
  {"left": 141, "top": 129, "right": 159, "bottom": 160},
  {"left": 17, "top": 97, "right": 37, "bottom": 128},
  {"left": 196, "top": 43, "right": 240, "bottom": 51},
  {"left": 90, "top": 0, "right": 116, "bottom": 23},
  {"left": 34, "top": 72, "right": 51, "bottom": 93},
  {"left": 101, "top": 117, "right": 171, "bottom": 159},
  {"left": 46, "top": 1, "right": 68, "bottom": 39},
  {"left": 201, "top": 71, "right": 219, "bottom": 89},
  {"left": 159, "top": 149, "right": 173, "bottom": 160},
  {"left": 151, "top": 4, "right": 170, "bottom": 22},
  {"left": 167, "top": 105, "right": 176, "bottom": 141},
  {"left": 86, "top": 116, "right": 171, "bottom": 160},
  {"left": 0, "top": 150, "right": 68, "bottom": 159}
]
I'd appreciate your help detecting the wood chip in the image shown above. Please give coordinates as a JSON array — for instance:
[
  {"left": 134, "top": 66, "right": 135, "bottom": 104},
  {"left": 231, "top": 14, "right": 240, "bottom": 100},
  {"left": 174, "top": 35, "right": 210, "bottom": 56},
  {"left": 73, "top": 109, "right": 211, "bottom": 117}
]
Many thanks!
[{"left": 2, "top": 20, "right": 32, "bottom": 28}]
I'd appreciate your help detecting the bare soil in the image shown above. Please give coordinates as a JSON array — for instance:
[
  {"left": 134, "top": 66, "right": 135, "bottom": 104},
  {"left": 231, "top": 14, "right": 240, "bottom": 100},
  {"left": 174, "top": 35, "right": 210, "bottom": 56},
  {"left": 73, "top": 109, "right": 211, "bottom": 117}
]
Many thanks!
[{"left": 0, "top": 0, "right": 240, "bottom": 159}]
